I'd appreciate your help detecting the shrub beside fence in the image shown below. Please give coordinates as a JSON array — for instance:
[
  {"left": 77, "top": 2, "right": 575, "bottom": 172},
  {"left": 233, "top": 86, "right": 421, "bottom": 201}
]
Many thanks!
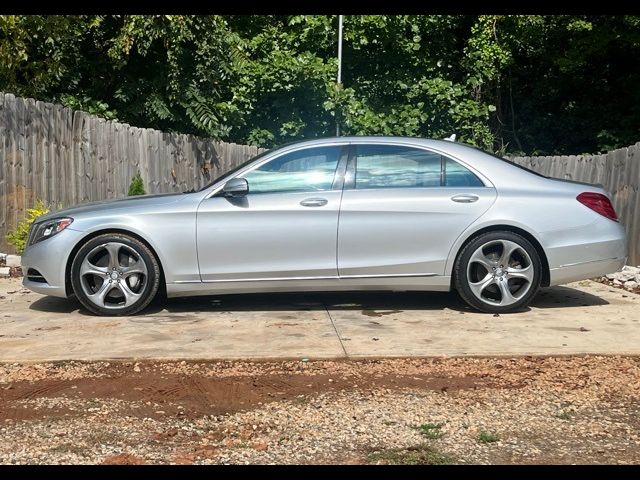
[{"left": 1, "top": 91, "right": 639, "bottom": 265}]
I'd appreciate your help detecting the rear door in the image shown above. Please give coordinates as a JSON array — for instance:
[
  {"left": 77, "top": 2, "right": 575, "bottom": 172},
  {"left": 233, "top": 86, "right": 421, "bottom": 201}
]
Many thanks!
[{"left": 337, "top": 142, "right": 497, "bottom": 278}]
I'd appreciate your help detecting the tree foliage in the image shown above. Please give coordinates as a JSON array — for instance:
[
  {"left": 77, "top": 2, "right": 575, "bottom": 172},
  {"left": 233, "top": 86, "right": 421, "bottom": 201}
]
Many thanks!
[{"left": 1, "top": 14, "right": 639, "bottom": 155}]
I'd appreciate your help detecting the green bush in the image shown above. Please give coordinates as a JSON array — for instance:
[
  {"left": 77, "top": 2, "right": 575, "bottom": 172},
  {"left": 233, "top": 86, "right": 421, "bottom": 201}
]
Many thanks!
[
  {"left": 128, "top": 172, "right": 146, "bottom": 196},
  {"left": 6, "top": 200, "right": 50, "bottom": 254}
]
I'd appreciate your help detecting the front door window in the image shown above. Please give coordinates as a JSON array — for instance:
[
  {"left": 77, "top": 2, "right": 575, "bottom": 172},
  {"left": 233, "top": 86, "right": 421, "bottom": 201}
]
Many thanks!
[{"left": 242, "top": 146, "right": 342, "bottom": 194}]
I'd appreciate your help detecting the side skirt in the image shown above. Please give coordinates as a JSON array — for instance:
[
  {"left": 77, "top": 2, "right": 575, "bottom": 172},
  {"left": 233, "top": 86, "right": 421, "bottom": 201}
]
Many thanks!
[{"left": 166, "top": 275, "right": 452, "bottom": 298}]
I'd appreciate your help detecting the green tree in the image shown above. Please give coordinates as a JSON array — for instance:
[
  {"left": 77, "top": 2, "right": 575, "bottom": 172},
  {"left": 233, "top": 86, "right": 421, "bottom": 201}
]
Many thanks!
[{"left": 2, "top": 14, "right": 639, "bottom": 155}]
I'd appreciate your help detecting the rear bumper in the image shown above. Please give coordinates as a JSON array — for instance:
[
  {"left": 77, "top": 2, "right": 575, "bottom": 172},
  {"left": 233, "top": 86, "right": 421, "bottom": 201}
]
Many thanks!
[
  {"left": 543, "top": 216, "right": 627, "bottom": 286},
  {"left": 549, "top": 256, "right": 626, "bottom": 286},
  {"left": 21, "top": 228, "right": 86, "bottom": 298}
]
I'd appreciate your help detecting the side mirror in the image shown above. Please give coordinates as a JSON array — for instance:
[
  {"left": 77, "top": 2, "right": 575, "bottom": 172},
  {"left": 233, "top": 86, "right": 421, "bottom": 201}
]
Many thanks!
[{"left": 222, "top": 178, "right": 249, "bottom": 197}]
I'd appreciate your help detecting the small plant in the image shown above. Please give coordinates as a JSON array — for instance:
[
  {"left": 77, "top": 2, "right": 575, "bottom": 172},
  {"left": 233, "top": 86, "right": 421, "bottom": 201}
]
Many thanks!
[
  {"left": 128, "top": 172, "right": 146, "bottom": 196},
  {"left": 368, "top": 445, "right": 455, "bottom": 465},
  {"left": 477, "top": 430, "right": 501, "bottom": 444},
  {"left": 5, "top": 200, "right": 50, "bottom": 254},
  {"left": 417, "top": 422, "right": 444, "bottom": 440},
  {"left": 555, "top": 411, "right": 572, "bottom": 421}
]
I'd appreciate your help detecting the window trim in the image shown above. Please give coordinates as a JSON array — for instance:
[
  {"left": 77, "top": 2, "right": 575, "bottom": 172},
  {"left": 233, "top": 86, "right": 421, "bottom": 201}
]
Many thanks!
[{"left": 345, "top": 143, "right": 488, "bottom": 191}]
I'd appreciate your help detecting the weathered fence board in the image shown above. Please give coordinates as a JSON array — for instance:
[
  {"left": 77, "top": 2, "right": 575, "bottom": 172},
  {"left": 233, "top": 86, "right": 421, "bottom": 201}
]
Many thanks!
[{"left": 0, "top": 92, "right": 638, "bottom": 266}]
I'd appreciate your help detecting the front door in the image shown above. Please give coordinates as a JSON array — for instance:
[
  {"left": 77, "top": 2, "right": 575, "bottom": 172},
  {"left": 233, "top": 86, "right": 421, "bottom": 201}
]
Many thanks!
[
  {"left": 337, "top": 143, "right": 497, "bottom": 278},
  {"left": 196, "top": 144, "right": 347, "bottom": 282}
]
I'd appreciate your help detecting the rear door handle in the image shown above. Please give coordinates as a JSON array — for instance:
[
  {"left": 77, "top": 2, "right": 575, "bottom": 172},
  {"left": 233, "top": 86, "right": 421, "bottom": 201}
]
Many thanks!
[
  {"left": 300, "top": 197, "right": 328, "bottom": 207},
  {"left": 451, "top": 194, "right": 480, "bottom": 203}
]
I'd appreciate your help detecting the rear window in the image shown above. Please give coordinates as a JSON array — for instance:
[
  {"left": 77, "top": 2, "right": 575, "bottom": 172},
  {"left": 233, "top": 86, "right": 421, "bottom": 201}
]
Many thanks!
[{"left": 466, "top": 145, "right": 549, "bottom": 179}]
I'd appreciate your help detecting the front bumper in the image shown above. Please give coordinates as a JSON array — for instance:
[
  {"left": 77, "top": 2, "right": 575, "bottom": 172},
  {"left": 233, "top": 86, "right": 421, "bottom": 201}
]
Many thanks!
[{"left": 21, "top": 228, "right": 86, "bottom": 298}]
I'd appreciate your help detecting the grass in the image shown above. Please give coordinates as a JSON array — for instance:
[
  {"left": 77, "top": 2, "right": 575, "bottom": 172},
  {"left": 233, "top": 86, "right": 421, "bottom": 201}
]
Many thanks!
[
  {"left": 416, "top": 422, "right": 445, "bottom": 440},
  {"left": 477, "top": 430, "right": 501, "bottom": 444},
  {"left": 555, "top": 411, "right": 572, "bottom": 421},
  {"left": 368, "top": 445, "right": 456, "bottom": 465}
]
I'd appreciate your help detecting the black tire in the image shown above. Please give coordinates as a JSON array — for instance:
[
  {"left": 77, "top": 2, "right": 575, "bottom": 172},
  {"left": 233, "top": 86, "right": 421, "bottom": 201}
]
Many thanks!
[
  {"left": 454, "top": 230, "right": 542, "bottom": 313},
  {"left": 71, "top": 233, "right": 161, "bottom": 316}
]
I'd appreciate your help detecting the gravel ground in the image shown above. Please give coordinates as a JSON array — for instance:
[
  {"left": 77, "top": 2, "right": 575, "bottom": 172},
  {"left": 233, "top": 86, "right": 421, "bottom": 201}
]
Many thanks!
[{"left": 1, "top": 355, "right": 639, "bottom": 464}]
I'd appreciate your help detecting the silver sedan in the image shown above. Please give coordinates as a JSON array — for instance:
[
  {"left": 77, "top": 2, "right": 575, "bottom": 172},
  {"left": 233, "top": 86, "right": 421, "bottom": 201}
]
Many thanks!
[{"left": 21, "top": 137, "right": 627, "bottom": 315}]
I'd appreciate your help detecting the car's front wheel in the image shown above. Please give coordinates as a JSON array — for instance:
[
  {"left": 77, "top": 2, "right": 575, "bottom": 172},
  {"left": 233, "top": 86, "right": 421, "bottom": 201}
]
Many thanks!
[
  {"left": 71, "top": 233, "right": 160, "bottom": 316},
  {"left": 454, "top": 231, "right": 542, "bottom": 313}
]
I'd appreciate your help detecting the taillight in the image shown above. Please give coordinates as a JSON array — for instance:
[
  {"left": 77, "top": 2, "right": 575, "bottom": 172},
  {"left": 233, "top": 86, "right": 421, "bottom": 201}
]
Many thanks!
[{"left": 576, "top": 192, "right": 618, "bottom": 222}]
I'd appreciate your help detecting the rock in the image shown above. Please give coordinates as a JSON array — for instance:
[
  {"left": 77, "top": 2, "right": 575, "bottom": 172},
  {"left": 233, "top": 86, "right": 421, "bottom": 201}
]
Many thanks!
[
  {"left": 9, "top": 266, "right": 23, "bottom": 278},
  {"left": 133, "top": 365, "right": 141, "bottom": 373},
  {"left": 613, "top": 279, "right": 622, "bottom": 286},
  {"left": 617, "top": 272, "right": 636, "bottom": 282},
  {"left": 5, "top": 255, "right": 21, "bottom": 267},
  {"left": 606, "top": 266, "right": 640, "bottom": 284},
  {"left": 0, "top": 267, "right": 10, "bottom": 277},
  {"left": 624, "top": 281, "right": 638, "bottom": 290}
]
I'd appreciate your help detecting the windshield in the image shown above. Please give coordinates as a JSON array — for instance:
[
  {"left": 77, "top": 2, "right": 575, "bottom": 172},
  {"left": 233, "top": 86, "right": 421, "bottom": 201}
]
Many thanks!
[
  {"left": 193, "top": 140, "right": 314, "bottom": 193},
  {"left": 193, "top": 146, "right": 277, "bottom": 193}
]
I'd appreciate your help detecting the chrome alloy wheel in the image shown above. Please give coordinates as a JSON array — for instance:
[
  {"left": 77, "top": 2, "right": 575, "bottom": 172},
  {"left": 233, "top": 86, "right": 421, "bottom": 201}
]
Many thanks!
[
  {"left": 466, "top": 239, "right": 534, "bottom": 306},
  {"left": 78, "top": 242, "right": 148, "bottom": 310}
]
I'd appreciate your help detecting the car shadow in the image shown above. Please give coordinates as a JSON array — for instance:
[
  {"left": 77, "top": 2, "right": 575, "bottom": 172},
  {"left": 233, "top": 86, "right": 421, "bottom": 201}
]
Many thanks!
[
  {"left": 529, "top": 285, "right": 610, "bottom": 309},
  {"left": 28, "top": 284, "right": 610, "bottom": 317}
]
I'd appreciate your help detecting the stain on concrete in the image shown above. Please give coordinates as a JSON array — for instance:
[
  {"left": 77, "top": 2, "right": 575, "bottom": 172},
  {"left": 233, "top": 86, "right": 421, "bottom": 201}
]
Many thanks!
[{"left": 361, "top": 309, "right": 402, "bottom": 317}]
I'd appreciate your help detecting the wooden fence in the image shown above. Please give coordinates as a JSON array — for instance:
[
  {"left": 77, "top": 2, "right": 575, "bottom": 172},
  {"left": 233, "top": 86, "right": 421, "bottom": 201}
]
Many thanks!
[{"left": 1, "top": 92, "right": 639, "bottom": 265}]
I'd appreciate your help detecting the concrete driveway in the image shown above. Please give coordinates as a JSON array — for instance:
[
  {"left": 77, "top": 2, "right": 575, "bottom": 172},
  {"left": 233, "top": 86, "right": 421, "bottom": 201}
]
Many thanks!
[{"left": 0, "top": 277, "right": 638, "bottom": 362}]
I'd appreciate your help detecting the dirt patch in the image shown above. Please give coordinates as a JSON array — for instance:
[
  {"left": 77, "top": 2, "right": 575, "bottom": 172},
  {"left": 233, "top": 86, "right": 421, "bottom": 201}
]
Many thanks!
[
  {"left": 0, "top": 368, "right": 487, "bottom": 421},
  {"left": 1, "top": 356, "right": 640, "bottom": 464},
  {"left": 101, "top": 453, "right": 145, "bottom": 465}
]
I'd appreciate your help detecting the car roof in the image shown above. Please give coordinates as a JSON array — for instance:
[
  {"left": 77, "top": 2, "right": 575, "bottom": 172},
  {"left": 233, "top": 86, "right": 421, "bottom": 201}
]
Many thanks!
[
  {"left": 280, "top": 136, "right": 489, "bottom": 158},
  {"left": 285, "top": 135, "right": 454, "bottom": 147}
]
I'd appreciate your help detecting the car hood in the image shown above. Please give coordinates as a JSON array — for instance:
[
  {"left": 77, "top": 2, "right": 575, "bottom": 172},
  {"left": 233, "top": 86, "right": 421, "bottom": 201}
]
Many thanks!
[{"left": 36, "top": 193, "right": 186, "bottom": 223}]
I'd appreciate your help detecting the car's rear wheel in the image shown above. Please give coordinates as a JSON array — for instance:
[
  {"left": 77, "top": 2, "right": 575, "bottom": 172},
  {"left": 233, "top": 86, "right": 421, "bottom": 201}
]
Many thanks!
[
  {"left": 454, "top": 231, "right": 542, "bottom": 313},
  {"left": 71, "top": 233, "right": 160, "bottom": 316}
]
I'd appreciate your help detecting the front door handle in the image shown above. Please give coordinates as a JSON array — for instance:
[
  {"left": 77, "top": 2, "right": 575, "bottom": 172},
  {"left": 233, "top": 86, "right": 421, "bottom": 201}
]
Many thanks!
[
  {"left": 300, "top": 197, "right": 328, "bottom": 207},
  {"left": 451, "top": 194, "right": 480, "bottom": 203}
]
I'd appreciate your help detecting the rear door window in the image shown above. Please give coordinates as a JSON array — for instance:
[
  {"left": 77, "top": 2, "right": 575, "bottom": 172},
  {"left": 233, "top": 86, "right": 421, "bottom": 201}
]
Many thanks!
[{"left": 353, "top": 144, "right": 484, "bottom": 189}]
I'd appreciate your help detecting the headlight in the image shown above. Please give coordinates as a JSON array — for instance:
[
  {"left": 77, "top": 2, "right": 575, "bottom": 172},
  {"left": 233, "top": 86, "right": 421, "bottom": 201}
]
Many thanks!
[{"left": 29, "top": 218, "right": 74, "bottom": 246}]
